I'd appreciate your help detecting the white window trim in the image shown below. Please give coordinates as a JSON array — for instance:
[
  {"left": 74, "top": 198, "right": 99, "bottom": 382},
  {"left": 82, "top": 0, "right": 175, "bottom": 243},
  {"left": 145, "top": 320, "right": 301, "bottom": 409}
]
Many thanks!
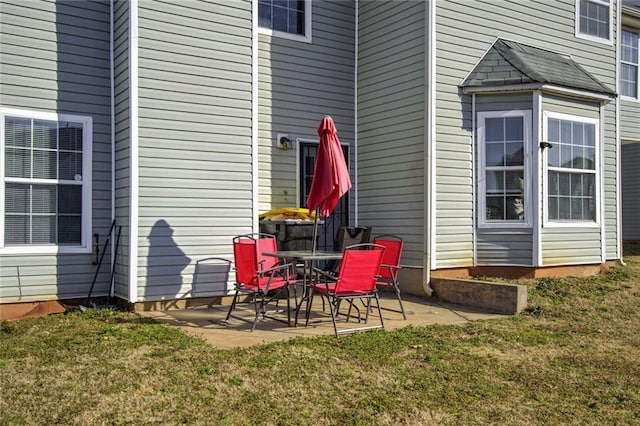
[
  {"left": 575, "top": 0, "right": 613, "bottom": 45},
  {"left": 257, "top": 0, "right": 312, "bottom": 43},
  {"left": 542, "top": 111, "right": 600, "bottom": 228},
  {"left": 0, "top": 107, "right": 93, "bottom": 254},
  {"left": 621, "top": 28, "right": 640, "bottom": 102},
  {"left": 477, "top": 110, "right": 533, "bottom": 229}
]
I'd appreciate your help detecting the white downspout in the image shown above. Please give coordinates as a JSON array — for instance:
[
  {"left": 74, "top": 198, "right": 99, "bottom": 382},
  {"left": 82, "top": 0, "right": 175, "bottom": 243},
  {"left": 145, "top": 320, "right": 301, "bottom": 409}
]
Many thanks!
[
  {"left": 424, "top": 0, "right": 436, "bottom": 296},
  {"left": 471, "top": 94, "right": 477, "bottom": 266},
  {"left": 251, "top": 0, "right": 259, "bottom": 232},
  {"left": 615, "top": 0, "right": 625, "bottom": 266},
  {"left": 600, "top": 103, "right": 607, "bottom": 264},
  {"left": 128, "top": 0, "right": 139, "bottom": 303},
  {"left": 354, "top": 0, "right": 359, "bottom": 227},
  {"left": 109, "top": 0, "right": 116, "bottom": 298}
]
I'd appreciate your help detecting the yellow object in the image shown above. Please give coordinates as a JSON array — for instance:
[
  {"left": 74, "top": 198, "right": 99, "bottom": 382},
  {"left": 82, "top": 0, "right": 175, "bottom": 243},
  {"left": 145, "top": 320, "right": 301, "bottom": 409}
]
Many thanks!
[{"left": 258, "top": 207, "right": 316, "bottom": 220}]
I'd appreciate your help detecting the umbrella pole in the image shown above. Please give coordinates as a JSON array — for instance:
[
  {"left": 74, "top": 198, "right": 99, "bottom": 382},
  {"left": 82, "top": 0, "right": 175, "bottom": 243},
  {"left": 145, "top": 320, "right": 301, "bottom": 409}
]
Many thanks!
[{"left": 311, "top": 207, "right": 320, "bottom": 254}]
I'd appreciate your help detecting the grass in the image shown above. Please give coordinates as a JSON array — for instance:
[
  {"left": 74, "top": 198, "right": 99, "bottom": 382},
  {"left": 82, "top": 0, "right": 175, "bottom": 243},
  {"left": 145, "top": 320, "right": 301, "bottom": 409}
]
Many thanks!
[{"left": 1, "top": 243, "right": 640, "bottom": 425}]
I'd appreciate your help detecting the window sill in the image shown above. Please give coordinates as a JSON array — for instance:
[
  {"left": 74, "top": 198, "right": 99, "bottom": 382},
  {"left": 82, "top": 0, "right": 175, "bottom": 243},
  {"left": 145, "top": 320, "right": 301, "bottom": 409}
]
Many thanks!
[
  {"left": 477, "top": 227, "right": 533, "bottom": 235},
  {"left": 542, "top": 221, "right": 600, "bottom": 229},
  {"left": 575, "top": 32, "right": 613, "bottom": 46},
  {"left": 0, "top": 246, "right": 92, "bottom": 255},
  {"left": 258, "top": 27, "right": 311, "bottom": 43},
  {"left": 621, "top": 96, "right": 640, "bottom": 103},
  {"left": 478, "top": 222, "right": 532, "bottom": 229}
]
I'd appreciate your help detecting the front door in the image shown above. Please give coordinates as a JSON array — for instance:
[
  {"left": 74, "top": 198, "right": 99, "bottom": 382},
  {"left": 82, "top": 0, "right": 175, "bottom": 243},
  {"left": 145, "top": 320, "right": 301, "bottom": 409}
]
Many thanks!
[{"left": 299, "top": 142, "right": 349, "bottom": 251}]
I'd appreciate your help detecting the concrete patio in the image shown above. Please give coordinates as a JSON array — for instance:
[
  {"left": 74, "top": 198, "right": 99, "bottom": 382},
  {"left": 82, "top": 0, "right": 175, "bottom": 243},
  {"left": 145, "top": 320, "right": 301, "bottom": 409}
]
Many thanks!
[{"left": 139, "top": 293, "right": 510, "bottom": 349}]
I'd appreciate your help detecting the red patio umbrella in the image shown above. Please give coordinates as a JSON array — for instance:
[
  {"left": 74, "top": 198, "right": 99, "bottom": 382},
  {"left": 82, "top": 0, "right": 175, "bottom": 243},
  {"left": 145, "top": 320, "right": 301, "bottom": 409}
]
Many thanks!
[{"left": 306, "top": 116, "right": 352, "bottom": 252}]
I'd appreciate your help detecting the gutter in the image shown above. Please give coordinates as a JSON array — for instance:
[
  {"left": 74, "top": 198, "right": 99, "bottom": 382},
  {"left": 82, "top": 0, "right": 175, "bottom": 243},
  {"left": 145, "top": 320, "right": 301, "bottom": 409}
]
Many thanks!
[{"left": 463, "top": 83, "right": 615, "bottom": 102}]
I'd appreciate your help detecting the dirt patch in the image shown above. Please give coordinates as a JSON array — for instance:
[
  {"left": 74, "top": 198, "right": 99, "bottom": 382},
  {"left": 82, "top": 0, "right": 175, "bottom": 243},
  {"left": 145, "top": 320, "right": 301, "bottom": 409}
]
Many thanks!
[{"left": 0, "top": 301, "right": 66, "bottom": 321}]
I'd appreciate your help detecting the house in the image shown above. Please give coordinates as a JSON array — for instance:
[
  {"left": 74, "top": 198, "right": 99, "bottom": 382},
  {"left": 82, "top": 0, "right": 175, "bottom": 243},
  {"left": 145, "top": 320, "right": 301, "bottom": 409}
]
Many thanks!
[
  {"left": 621, "top": 2, "right": 640, "bottom": 242},
  {"left": 1, "top": 0, "right": 638, "bottom": 311}
]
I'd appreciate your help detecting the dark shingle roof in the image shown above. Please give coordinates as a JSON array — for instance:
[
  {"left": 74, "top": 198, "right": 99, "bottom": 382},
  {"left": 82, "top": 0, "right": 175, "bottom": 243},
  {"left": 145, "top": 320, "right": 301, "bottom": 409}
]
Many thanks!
[{"left": 460, "top": 39, "right": 615, "bottom": 96}]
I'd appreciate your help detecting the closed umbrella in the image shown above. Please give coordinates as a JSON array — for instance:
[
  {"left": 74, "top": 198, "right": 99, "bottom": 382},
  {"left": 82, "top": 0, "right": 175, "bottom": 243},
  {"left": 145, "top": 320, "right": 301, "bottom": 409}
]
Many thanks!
[{"left": 306, "top": 116, "right": 352, "bottom": 252}]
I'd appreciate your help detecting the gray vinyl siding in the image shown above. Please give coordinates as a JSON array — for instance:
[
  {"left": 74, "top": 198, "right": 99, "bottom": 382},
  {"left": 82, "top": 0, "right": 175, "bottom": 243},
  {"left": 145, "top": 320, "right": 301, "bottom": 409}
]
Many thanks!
[
  {"left": 357, "top": 0, "right": 425, "bottom": 266},
  {"left": 474, "top": 94, "right": 532, "bottom": 113},
  {"left": 603, "top": 101, "right": 619, "bottom": 259},
  {"left": 542, "top": 228, "right": 602, "bottom": 264},
  {"left": 0, "top": 1, "right": 112, "bottom": 302},
  {"left": 113, "top": 0, "right": 131, "bottom": 300},
  {"left": 476, "top": 230, "right": 534, "bottom": 265},
  {"left": 620, "top": 99, "right": 640, "bottom": 141},
  {"left": 134, "top": 0, "right": 252, "bottom": 301},
  {"left": 622, "top": 141, "right": 640, "bottom": 240},
  {"left": 257, "top": 1, "right": 356, "bottom": 211},
  {"left": 475, "top": 94, "right": 534, "bottom": 265},
  {"left": 436, "top": 0, "right": 618, "bottom": 268},
  {"left": 541, "top": 94, "right": 602, "bottom": 264},
  {"left": 620, "top": 24, "right": 640, "bottom": 143}
]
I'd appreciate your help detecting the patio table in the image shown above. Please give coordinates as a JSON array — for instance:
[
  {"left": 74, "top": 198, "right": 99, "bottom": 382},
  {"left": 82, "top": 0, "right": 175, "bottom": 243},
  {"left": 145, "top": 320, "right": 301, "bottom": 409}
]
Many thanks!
[{"left": 262, "top": 250, "right": 344, "bottom": 326}]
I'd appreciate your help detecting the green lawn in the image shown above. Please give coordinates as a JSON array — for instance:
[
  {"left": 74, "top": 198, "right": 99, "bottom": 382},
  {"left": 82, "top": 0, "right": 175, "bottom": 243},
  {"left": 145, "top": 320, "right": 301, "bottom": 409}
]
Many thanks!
[{"left": 2, "top": 243, "right": 639, "bottom": 425}]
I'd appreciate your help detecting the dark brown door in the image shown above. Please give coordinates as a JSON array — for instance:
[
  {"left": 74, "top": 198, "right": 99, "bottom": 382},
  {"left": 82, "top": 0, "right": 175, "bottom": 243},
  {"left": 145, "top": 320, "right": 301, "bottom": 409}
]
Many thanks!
[{"left": 299, "top": 142, "right": 349, "bottom": 251}]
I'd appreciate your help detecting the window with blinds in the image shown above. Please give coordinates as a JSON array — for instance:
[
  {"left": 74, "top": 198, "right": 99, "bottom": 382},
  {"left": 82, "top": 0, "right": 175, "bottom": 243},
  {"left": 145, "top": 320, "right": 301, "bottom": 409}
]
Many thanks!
[{"left": 2, "top": 111, "right": 90, "bottom": 249}]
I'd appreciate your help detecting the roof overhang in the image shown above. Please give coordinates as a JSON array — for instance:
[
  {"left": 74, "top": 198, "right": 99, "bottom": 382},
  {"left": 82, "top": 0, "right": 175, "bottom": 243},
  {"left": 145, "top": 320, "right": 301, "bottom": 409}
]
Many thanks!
[
  {"left": 462, "top": 83, "right": 615, "bottom": 103},
  {"left": 622, "top": 5, "right": 640, "bottom": 27}
]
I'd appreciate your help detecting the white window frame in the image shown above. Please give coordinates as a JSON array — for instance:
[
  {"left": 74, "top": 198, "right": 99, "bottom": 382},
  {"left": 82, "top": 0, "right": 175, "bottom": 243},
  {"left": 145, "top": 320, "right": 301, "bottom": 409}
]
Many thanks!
[
  {"left": 0, "top": 107, "right": 93, "bottom": 254},
  {"left": 477, "top": 110, "right": 533, "bottom": 229},
  {"left": 542, "top": 111, "right": 600, "bottom": 228},
  {"left": 575, "top": 0, "right": 613, "bottom": 45},
  {"left": 257, "top": 0, "right": 312, "bottom": 43},
  {"left": 621, "top": 28, "right": 640, "bottom": 101}
]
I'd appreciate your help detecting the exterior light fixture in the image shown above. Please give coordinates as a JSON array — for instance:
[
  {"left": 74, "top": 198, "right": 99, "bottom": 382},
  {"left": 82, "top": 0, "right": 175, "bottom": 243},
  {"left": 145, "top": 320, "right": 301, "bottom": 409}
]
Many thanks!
[{"left": 276, "top": 133, "right": 292, "bottom": 150}]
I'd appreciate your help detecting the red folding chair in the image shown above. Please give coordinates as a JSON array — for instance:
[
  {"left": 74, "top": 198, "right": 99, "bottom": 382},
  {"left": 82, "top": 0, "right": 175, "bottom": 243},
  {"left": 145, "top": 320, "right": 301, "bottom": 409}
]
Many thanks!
[
  {"left": 224, "top": 234, "right": 295, "bottom": 331},
  {"left": 305, "top": 243, "right": 386, "bottom": 337},
  {"left": 372, "top": 235, "right": 406, "bottom": 319}
]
